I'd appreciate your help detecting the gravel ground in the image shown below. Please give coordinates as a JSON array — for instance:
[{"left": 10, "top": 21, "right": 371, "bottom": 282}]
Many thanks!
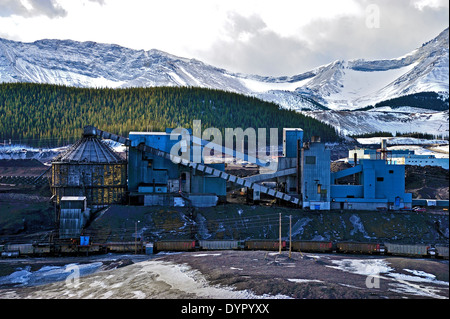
[
  {"left": 0, "top": 251, "right": 447, "bottom": 300},
  {"left": 162, "top": 250, "right": 449, "bottom": 299}
]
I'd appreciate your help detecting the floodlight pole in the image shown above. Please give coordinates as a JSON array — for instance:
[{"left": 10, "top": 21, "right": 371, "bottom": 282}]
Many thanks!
[{"left": 279, "top": 213, "right": 282, "bottom": 254}]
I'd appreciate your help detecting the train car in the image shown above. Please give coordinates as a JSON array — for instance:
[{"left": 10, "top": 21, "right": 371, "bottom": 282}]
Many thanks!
[
  {"left": 105, "top": 242, "right": 143, "bottom": 253},
  {"left": 153, "top": 240, "right": 197, "bottom": 253},
  {"left": 199, "top": 240, "right": 243, "bottom": 250},
  {"left": 78, "top": 243, "right": 102, "bottom": 254},
  {"left": 435, "top": 245, "right": 449, "bottom": 259},
  {"left": 33, "top": 243, "right": 51, "bottom": 255},
  {"left": 5, "top": 243, "right": 34, "bottom": 256},
  {"left": 291, "top": 241, "right": 333, "bottom": 253},
  {"left": 245, "top": 240, "right": 286, "bottom": 251},
  {"left": 336, "top": 242, "right": 382, "bottom": 254},
  {"left": 384, "top": 243, "right": 430, "bottom": 257}
]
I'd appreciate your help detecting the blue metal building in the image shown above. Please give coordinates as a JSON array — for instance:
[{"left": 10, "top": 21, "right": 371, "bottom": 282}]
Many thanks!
[
  {"left": 301, "top": 140, "right": 331, "bottom": 210},
  {"left": 127, "top": 130, "right": 226, "bottom": 207},
  {"left": 123, "top": 126, "right": 412, "bottom": 211},
  {"left": 330, "top": 158, "right": 412, "bottom": 210},
  {"left": 299, "top": 140, "right": 412, "bottom": 211}
]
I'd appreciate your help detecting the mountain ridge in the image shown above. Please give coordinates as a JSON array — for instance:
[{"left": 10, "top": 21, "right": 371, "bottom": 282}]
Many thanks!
[{"left": 0, "top": 28, "right": 448, "bottom": 136}]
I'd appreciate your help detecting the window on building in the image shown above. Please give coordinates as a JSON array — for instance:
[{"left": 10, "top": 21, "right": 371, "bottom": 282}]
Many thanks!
[
  {"left": 317, "top": 184, "right": 321, "bottom": 194},
  {"left": 377, "top": 177, "right": 384, "bottom": 182},
  {"left": 305, "top": 156, "right": 316, "bottom": 165}
]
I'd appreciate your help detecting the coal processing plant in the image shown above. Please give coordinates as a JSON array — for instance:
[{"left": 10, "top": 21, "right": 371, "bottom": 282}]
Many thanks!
[{"left": 48, "top": 125, "right": 416, "bottom": 239}]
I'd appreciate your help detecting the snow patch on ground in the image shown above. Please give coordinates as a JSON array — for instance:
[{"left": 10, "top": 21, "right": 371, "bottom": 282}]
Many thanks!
[
  {"left": 0, "top": 259, "right": 292, "bottom": 299},
  {"left": 288, "top": 279, "right": 324, "bottom": 284},
  {"left": 0, "top": 262, "right": 103, "bottom": 288},
  {"left": 349, "top": 215, "right": 372, "bottom": 239},
  {"left": 291, "top": 217, "right": 312, "bottom": 238},
  {"left": 326, "top": 258, "right": 449, "bottom": 299}
]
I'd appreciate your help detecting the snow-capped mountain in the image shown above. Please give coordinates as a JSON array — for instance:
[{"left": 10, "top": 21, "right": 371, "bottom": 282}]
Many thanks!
[
  {"left": 0, "top": 39, "right": 249, "bottom": 92},
  {"left": 0, "top": 28, "right": 448, "bottom": 136},
  {"left": 296, "top": 27, "right": 449, "bottom": 110}
]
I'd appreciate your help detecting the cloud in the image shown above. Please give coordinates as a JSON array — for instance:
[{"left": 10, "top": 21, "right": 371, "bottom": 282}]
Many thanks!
[
  {"left": 86, "top": 0, "right": 106, "bottom": 5},
  {"left": 0, "top": 0, "right": 447, "bottom": 77},
  {"left": 195, "top": 0, "right": 449, "bottom": 76},
  {"left": 0, "top": 0, "right": 67, "bottom": 18},
  {"left": 413, "top": 0, "right": 449, "bottom": 10},
  {"left": 196, "top": 12, "right": 315, "bottom": 76},
  {"left": 300, "top": 0, "right": 449, "bottom": 60}
]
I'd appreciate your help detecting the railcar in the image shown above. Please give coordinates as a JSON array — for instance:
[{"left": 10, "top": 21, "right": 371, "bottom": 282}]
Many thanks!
[
  {"left": 336, "top": 242, "right": 382, "bottom": 254},
  {"left": 4, "top": 243, "right": 34, "bottom": 256},
  {"left": 384, "top": 243, "right": 431, "bottom": 257},
  {"left": 435, "top": 245, "right": 449, "bottom": 259},
  {"left": 199, "top": 240, "right": 243, "bottom": 250},
  {"left": 290, "top": 241, "right": 333, "bottom": 253},
  {"left": 245, "top": 239, "right": 286, "bottom": 251},
  {"left": 105, "top": 242, "right": 142, "bottom": 253},
  {"left": 153, "top": 240, "right": 197, "bottom": 252}
]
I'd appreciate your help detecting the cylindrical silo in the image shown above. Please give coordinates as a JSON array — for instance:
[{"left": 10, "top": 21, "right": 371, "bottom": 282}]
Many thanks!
[{"left": 51, "top": 127, "right": 127, "bottom": 208}]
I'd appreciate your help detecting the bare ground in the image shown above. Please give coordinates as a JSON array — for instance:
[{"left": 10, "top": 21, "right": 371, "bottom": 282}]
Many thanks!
[
  {"left": 0, "top": 251, "right": 447, "bottom": 299},
  {"left": 161, "top": 250, "right": 449, "bottom": 299}
]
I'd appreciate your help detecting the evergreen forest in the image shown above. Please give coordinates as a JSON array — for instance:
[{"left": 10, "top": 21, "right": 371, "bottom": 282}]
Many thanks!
[{"left": 0, "top": 83, "right": 340, "bottom": 147}]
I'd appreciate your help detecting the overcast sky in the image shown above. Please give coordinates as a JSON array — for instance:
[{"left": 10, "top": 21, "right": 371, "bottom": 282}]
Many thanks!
[{"left": 0, "top": 0, "right": 448, "bottom": 76}]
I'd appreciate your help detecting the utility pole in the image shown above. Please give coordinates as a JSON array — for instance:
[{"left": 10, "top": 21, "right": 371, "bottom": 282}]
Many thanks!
[
  {"left": 289, "top": 215, "right": 292, "bottom": 259},
  {"left": 279, "top": 213, "right": 282, "bottom": 254},
  {"left": 135, "top": 220, "right": 140, "bottom": 255}
]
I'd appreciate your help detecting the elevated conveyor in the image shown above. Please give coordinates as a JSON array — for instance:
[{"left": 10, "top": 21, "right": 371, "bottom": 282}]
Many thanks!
[{"left": 93, "top": 127, "right": 300, "bottom": 206}]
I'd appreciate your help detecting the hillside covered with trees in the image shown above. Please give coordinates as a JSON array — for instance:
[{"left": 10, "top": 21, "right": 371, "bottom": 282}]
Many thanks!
[
  {"left": 0, "top": 83, "right": 340, "bottom": 147},
  {"left": 356, "top": 92, "right": 449, "bottom": 112}
]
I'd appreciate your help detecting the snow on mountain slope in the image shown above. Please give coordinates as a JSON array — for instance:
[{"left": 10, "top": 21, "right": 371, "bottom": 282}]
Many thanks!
[
  {"left": 0, "top": 38, "right": 250, "bottom": 93},
  {"left": 1, "top": 28, "right": 447, "bottom": 109},
  {"left": 303, "top": 109, "right": 449, "bottom": 136},
  {"left": 0, "top": 28, "right": 448, "bottom": 136},
  {"left": 295, "top": 28, "right": 449, "bottom": 110},
  {"left": 312, "top": 61, "right": 419, "bottom": 110}
]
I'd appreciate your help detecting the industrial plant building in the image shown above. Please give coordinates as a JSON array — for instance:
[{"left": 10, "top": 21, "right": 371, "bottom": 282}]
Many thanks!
[
  {"left": 347, "top": 145, "right": 449, "bottom": 170},
  {"left": 51, "top": 126, "right": 414, "bottom": 237},
  {"left": 127, "top": 130, "right": 227, "bottom": 207}
]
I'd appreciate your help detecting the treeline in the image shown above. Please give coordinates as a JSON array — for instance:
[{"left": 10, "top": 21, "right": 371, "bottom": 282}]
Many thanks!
[
  {"left": 358, "top": 92, "right": 449, "bottom": 112},
  {"left": 350, "top": 131, "right": 446, "bottom": 140},
  {"left": 395, "top": 132, "right": 448, "bottom": 140},
  {"left": 350, "top": 131, "right": 394, "bottom": 139},
  {"left": 0, "top": 83, "right": 340, "bottom": 147}
]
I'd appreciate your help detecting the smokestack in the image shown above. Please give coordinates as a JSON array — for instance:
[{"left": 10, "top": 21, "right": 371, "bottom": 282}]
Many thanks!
[
  {"left": 381, "top": 139, "right": 387, "bottom": 150},
  {"left": 381, "top": 139, "right": 387, "bottom": 161}
]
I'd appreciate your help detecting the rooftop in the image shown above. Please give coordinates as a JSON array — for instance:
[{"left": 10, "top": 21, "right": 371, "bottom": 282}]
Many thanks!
[{"left": 53, "top": 135, "right": 125, "bottom": 164}]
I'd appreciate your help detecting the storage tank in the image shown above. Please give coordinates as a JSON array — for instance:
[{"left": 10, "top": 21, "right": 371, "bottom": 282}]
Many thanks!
[{"left": 51, "top": 126, "right": 127, "bottom": 208}]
